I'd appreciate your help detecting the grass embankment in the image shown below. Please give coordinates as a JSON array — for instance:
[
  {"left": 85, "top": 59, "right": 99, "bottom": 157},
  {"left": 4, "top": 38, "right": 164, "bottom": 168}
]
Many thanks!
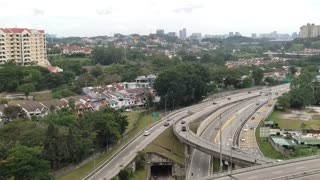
[
  {"left": 58, "top": 111, "right": 159, "bottom": 180},
  {"left": 255, "top": 123, "right": 287, "bottom": 160},
  {"left": 130, "top": 166, "right": 148, "bottom": 180},
  {"left": 144, "top": 127, "right": 185, "bottom": 165},
  {"left": 34, "top": 92, "right": 53, "bottom": 101}
]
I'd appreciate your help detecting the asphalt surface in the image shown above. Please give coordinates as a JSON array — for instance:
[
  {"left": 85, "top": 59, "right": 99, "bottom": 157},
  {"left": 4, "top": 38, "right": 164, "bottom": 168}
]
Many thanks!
[
  {"left": 86, "top": 85, "right": 290, "bottom": 180},
  {"left": 186, "top": 84, "right": 290, "bottom": 180},
  {"left": 87, "top": 90, "right": 261, "bottom": 180},
  {"left": 201, "top": 157, "right": 320, "bottom": 180},
  {"left": 188, "top": 96, "right": 268, "bottom": 180}
]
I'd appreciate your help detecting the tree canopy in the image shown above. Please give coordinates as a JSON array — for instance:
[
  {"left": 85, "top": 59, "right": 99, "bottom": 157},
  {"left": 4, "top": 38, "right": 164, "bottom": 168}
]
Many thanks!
[{"left": 154, "top": 63, "right": 210, "bottom": 107}]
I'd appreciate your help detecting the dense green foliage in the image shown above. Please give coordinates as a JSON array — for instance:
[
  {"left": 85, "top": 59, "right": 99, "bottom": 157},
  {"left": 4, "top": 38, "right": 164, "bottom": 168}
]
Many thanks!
[
  {"left": 0, "top": 108, "right": 128, "bottom": 177},
  {"left": 0, "top": 145, "right": 51, "bottom": 180},
  {"left": 278, "top": 56, "right": 320, "bottom": 109},
  {"left": 92, "top": 46, "right": 125, "bottom": 65},
  {"left": 154, "top": 63, "right": 210, "bottom": 107},
  {"left": 285, "top": 37, "right": 320, "bottom": 51},
  {"left": 0, "top": 64, "right": 75, "bottom": 93}
]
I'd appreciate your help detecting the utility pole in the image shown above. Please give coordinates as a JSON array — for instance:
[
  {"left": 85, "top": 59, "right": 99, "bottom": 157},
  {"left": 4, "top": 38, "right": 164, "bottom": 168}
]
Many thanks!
[
  {"left": 164, "top": 94, "right": 167, "bottom": 116},
  {"left": 124, "top": 46, "right": 126, "bottom": 61},
  {"left": 220, "top": 114, "right": 223, "bottom": 172},
  {"left": 229, "top": 121, "right": 233, "bottom": 179},
  {"left": 173, "top": 98, "right": 175, "bottom": 111}
]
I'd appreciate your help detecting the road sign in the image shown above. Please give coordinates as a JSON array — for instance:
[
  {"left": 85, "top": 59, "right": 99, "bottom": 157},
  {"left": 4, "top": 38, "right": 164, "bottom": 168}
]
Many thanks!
[
  {"left": 152, "top": 113, "right": 159, "bottom": 118},
  {"left": 260, "top": 127, "right": 270, "bottom": 138}
]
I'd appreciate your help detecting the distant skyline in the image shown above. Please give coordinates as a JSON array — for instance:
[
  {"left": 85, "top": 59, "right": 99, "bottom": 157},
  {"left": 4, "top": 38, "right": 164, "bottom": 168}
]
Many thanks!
[{"left": 0, "top": 0, "right": 319, "bottom": 37}]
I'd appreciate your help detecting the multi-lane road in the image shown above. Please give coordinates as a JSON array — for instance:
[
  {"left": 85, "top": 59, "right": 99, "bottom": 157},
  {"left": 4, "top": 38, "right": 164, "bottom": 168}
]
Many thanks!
[
  {"left": 199, "top": 156, "right": 320, "bottom": 180},
  {"left": 188, "top": 96, "right": 269, "bottom": 179},
  {"left": 181, "top": 85, "right": 290, "bottom": 179},
  {"left": 85, "top": 88, "right": 263, "bottom": 180},
  {"left": 85, "top": 85, "right": 293, "bottom": 180}
]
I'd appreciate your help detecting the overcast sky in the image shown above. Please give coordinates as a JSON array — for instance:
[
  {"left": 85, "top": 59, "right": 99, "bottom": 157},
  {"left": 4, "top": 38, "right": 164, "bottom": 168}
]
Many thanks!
[{"left": 0, "top": 0, "right": 319, "bottom": 37}]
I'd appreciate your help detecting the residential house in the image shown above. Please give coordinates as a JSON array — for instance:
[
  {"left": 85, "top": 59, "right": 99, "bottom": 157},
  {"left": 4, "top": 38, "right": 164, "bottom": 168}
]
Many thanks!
[
  {"left": 135, "top": 74, "right": 157, "bottom": 88},
  {"left": 57, "top": 45, "right": 92, "bottom": 55},
  {"left": 46, "top": 66, "right": 63, "bottom": 73},
  {"left": 0, "top": 104, "right": 7, "bottom": 123},
  {"left": 18, "top": 101, "right": 48, "bottom": 118},
  {"left": 61, "top": 95, "right": 95, "bottom": 114},
  {"left": 40, "top": 99, "right": 68, "bottom": 112},
  {"left": 77, "top": 102, "right": 94, "bottom": 114}
]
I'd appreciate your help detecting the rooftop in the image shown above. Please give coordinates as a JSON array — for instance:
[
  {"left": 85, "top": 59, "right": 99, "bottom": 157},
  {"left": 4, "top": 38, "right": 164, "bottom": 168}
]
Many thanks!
[{"left": 271, "top": 136, "right": 297, "bottom": 147}]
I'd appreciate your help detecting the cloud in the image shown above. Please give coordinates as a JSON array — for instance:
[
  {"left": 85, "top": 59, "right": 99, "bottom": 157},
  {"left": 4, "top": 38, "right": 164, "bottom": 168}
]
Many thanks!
[
  {"left": 96, "top": 8, "right": 112, "bottom": 15},
  {"left": 173, "top": 4, "right": 203, "bottom": 13},
  {"left": 33, "top": 9, "right": 45, "bottom": 16}
]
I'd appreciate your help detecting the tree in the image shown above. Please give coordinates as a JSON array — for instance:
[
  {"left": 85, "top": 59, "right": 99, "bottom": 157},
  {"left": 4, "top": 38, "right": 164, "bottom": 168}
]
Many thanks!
[
  {"left": 135, "top": 151, "right": 146, "bottom": 170},
  {"left": 42, "top": 123, "right": 69, "bottom": 169},
  {"left": 92, "top": 46, "right": 124, "bottom": 65},
  {"left": 289, "top": 66, "right": 297, "bottom": 76},
  {"left": 154, "top": 63, "right": 210, "bottom": 107},
  {"left": 3, "top": 105, "right": 25, "bottom": 122},
  {"left": 0, "top": 146, "right": 51, "bottom": 180},
  {"left": 252, "top": 69, "right": 264, "bottom": 85},
  {"left": 118, "top": 169, "right": 130, "bottom": 180},
  {"left": 90, "top": 64, "right": 103, "bottom": 78},
  {"left": 66, "top": 125, "right": 95, "bottom": 163},
  {"left": 242, "top": 77, "right": 253, "bottom": 88},
  {"left": 18, "top": 83, "right": 35, "bottom": 99},
  {"left": 83, "top": 111, "right": 121, "bottom": 148},
  {"left": 264, "top": 77, "right": 278, "bottom": 86},
  {"left": 0, "top": 99, "right": 8, "bottom": 104},
  {"left": 277, "top": 94, "right": 290, "bottom": 110},
  {"left": 300, "top": 123, "right": 307, "bottom": 132},
  {"left": 68, "top": 98, "right": 76, "bottom": 111}
]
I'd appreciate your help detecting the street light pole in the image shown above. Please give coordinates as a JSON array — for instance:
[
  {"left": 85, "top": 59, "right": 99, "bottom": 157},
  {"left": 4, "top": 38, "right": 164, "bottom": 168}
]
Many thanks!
[
  {"left": 173, "top": 98, "right": 175, "bottom": 111},
  {"left": 220, "top": 114, "right": 223, "bottom": 173},
  {"left": 229, "top": 137, "right": 234, "bottom": 180},
  {"left": 229, "top": 115, "right": 234, "bottom": 179},
  {"left": 164, "top": 94, "right": 167, "bottom": 116}
]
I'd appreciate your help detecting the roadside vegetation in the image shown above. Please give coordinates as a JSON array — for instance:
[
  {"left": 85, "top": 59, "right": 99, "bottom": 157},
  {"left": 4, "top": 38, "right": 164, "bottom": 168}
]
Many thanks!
[
  {"left": 58, "top": 111, "right": 159, "bottom": 180},
  {"left": 0, "top": 107, "right": 128, "bottom": 180},
  {"left": 255, "top": 122, "right": 287, "bottom": 160},
  {"left": 144, "top": 127, "right": 185, "bottom": 165}
]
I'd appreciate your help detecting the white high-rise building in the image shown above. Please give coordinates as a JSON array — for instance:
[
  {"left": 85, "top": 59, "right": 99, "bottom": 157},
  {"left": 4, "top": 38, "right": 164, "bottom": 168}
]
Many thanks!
[
  {"left": 300, "top": 23, "right": 320, "bottom": 38},
  {"left": 179, "top": 28, "right": 187, "bottom": 40},
  {"left": 0, "top": 28, "right": 48, "bottom": 66}
]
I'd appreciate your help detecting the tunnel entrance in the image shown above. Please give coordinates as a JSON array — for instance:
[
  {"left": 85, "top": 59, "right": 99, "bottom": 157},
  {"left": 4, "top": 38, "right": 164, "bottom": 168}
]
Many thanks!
[{"left": 150, "top": 165, "right": 172, "bottom": 177}]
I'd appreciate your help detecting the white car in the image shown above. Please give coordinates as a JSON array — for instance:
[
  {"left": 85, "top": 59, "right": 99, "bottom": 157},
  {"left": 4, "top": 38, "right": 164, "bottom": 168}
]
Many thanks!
[
  {"left": 243, "top": 128, "right": 248, "bottom": 132},
  {"left": 241, "top": 138, "right": 246, "bottom": 142},
  {"left": 144, "top": 130, "right": 150, "bottom": 136}
]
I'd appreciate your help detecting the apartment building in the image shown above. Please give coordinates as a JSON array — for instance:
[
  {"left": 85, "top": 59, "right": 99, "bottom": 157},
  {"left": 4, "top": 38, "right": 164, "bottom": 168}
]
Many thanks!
[
  {"left": 300, "top": 23, "right": 320, "bottom": 38},
  {"left": 0, "top": 28, "right": 48, "bottom": 66}
]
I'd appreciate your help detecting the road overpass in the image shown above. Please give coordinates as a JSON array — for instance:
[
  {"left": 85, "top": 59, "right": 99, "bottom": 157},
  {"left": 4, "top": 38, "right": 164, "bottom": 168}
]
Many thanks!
[
  {"left": 174, "top": 85, "right": 290, "bottom": 179},
  {"left": 198, "top": 156, "right": 320, "bottom": 180},
  {"left": 84, "top": 88, "right": 269, "bottom": 180},
  {"left": 173, "top": 94, "right": 272, "bottom": 167},
  {"left": 187, "top": 97, "right": 271, "bottom": 179}
]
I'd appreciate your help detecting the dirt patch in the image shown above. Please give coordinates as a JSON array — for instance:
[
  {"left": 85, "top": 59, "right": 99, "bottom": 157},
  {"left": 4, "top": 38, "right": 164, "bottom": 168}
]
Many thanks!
[{"left": 281, "top": 110, "right": 312, "bottom": 121}]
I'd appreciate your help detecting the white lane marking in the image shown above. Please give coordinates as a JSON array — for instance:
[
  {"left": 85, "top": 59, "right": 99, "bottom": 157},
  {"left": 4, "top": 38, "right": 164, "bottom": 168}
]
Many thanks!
[
  {"left": 248, "top": 176, "right": 257, "bottom": 179},
  {"left": 272, "top": 170, "right": 282, "bottom": 174},
  {"left": 296, "top": 166, "right": 305, "bottom": 170}
]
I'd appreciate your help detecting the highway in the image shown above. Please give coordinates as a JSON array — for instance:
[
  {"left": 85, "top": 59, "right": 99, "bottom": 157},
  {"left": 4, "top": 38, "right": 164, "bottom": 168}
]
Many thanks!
[
  {"left": 85, "top": 89, "right": 264, "bottom": 180},
  {"left": 199, "top": 156, "right": 320, "bottom": 180},
  {"left": 183, "top": 84, "right": 290, "bottom": 179},
  {"left": 173, "top": 95, "right": 272, "bottom": 167},
  {"left": 188, "top": 96, "right": 270, "bottom": 179}
]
